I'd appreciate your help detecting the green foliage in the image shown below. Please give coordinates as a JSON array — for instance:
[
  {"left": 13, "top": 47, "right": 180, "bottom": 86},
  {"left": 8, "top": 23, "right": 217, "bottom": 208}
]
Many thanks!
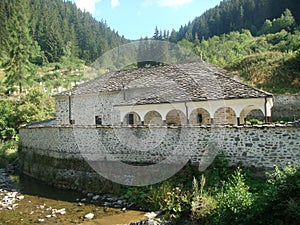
[
  {"left": 258, "top": 9, "right": 297, "bottom": 35},
  {"left": 247, "top": 119, "right": 264, "bottom": 125},
  {"left": 148, "top": 183, "right": 191, "bottom": 220},
  {"left": 0, "top": 88, "right": 55, "bottom": 142},
  {"left": 242, "top": 164, "right": 300, "bottom": 225},
  {"left": 0, "top": 97, "right": 19, "bottom": 141},
  {"left": 191, "top": 176, "right": 217, "bottom": 225},
  {"left": 177, "top": 24, "right": 300, "bottom": 94},
  {"left": 147, "top": 182, "right": 173, "bottom": 211},
  {"left": 120, "top": 186, "right": 149, "bottom": 209},
  {"left": 175, "top": 0, "right": 300, "bottom": 42},
  {"left": 119, "top": 160, "right": 299, "bottom": 224},
  {"left": 0, "top": 140, "right": 18, "bottom": 168},
  {"left": 203, "top": 155, "right": 231, "bottom": 189},
  {"left": 17, "top": 88, "right": 55, "bottom": 124},
  {"left": 1, "top": 0, "right": 38, "bottom": 93},
  {"left": 234, "top": 50, "right": 300, "bottom": 93},
  {"left": 0, "top": 0, "right": 127, "bottom": 65},
  {"left": 213, "top": 168, "right": 255, "bottom": 224},
  {"left": 167, "top": 8, "right": 300, "bottom": 94},
  {"left": 161, "top": 186, "right": 190, "bottom": 220}
]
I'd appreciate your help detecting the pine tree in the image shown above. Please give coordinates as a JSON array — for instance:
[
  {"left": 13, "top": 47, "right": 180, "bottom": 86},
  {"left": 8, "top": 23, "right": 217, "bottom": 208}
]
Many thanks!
[
  {"left": 271, "top": 8, "right": 296, "bottom": 33},
  {"left": 0, "top": 0, "right": 9, "bottom": 57},
  {"left": 169, "top": 29, "right": 177, "bottom": 43},
  {"left": 153, "top": 26, "right": 159, "bottom": 40},
  {"left": 2, "top": 0, "right": 37, "bottom": 93}
]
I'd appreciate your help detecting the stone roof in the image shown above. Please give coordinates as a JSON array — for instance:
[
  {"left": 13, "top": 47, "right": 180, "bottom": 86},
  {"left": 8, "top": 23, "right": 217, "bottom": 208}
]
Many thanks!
[
  {"left": 57, "top": 61, "right": 272, "bottom": 105},
  {"left": 23, "top": 118, "right": 56, "bottom": 128}
]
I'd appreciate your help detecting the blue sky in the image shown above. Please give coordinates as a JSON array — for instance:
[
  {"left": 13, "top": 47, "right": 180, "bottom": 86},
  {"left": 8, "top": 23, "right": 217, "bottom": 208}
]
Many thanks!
[{"left": 71, "top": 0, "right": 223, "bottom": 40}]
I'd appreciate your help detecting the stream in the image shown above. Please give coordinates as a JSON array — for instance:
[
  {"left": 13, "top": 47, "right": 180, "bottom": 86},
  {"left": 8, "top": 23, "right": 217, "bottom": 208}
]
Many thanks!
[{"left": 0, "top": 170, "right": 157, "bottom": 225}]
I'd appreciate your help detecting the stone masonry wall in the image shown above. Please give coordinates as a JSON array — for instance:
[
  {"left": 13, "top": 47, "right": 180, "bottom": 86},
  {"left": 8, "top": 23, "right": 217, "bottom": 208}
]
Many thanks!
[
  {"left": 19, "top": 126, "right": 300, "bottom": 167},
  {"left": 272, "top": 95, "right": 300, "bottom": 121},
  {"left": 56, "top": 92, "right": 122, "bottom": 126},
  {"left": 19, "top": 125, "right": 300, "bottom": 193}
]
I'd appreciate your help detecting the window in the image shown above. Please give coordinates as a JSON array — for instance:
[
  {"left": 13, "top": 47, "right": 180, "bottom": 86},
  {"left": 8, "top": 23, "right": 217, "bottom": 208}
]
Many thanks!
[
  {"left": 197, "top": 114, "right": 203, "bottom": 124},
  {"left": 95, "top": 116, "right": 102, "bottom": 125},
  {"left": 70, "top": 119, "right": 75, "bottom": 125},
  {"left": 128, "top": 113, "right": 134, "bottom": 125}
]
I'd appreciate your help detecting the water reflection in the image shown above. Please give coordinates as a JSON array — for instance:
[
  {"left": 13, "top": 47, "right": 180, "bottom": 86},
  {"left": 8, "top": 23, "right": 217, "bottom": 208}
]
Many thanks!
[{"left": 17, "top": 174, "right": 85, "bottom": 202}]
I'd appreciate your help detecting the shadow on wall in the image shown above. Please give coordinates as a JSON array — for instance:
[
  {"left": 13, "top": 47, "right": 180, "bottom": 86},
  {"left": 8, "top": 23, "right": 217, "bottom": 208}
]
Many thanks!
[{"left": 272, "top": 95, "right": 300, "bottom": 121}]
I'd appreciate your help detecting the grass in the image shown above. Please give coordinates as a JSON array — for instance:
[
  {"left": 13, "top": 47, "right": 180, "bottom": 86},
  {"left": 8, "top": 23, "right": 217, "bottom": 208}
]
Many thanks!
[
  {"left": 232, "top": 51, "right": 300, "bottom": 94},
  {"left": 0, "top": 140, "right": 18, "bottom": 168}
]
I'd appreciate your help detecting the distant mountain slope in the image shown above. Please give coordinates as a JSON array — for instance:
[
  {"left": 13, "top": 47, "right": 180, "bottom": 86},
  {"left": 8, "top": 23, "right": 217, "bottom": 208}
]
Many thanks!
[
  {"left": 0, "top": 0, "right": 128, "bottom": 63},
  {"left": 176, "top": 0, "right": 300, "bottom": 41}
]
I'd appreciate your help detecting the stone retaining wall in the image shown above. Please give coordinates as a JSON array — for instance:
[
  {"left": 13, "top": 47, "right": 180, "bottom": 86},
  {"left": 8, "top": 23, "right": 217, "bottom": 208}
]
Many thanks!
[
  {"left": 19, "top": 125, "right": 300, "bottom": 192},
  {"left": 272, "top": 95, "right": 300, "bottom": 121}
]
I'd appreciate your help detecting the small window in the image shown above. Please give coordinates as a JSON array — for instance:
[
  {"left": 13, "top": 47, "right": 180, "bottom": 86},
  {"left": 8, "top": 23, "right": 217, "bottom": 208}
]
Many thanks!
[
  {"left": 128, "top": 113, "right": 134, "bottom": 125},
  {"left": 197, "top": 114, "right": 203, "bottom": 124},
  {"left": 70, "top": 119, "right": 75, "bottom": 125},
  {"left": 95, "top": 116, "right": 102, "bottom": 125}
]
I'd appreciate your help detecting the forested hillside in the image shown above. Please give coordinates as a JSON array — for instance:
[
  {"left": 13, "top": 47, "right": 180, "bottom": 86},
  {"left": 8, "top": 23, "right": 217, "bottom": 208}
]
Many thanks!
[
  {"left": 0, "top": 0, "right": 300, "bottom": 160},
  {"left": 176, "top": 9, "right": 300, "bottom": 94},
  {"left": 0, "top": 0, "right": 127, "bottom": 64},
  {"left": 174, "top": 0, "right": 300, "bottom": 41},
  {"left": 0, "top": 0, "right": 127, "bottom": 160}
]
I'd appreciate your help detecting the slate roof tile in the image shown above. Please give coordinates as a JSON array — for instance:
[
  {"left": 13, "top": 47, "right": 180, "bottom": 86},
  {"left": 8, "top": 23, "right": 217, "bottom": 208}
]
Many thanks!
[{"left": 57, "top": 61, "right": 271, "bottom": 105}]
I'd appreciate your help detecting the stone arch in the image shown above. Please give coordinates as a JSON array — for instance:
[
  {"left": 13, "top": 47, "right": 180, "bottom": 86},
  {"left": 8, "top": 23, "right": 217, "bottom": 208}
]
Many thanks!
[
  {"left": 240, "top": 106, "right": 265, "bottom": 124},
  {"left": 144, "top": 111, "right": 163, "bottom": 126},
  {"left": 214, "top": 107, "right": 237, "bottom": 125},
  {"left": 166, "top": 109, "right": 187, "bottom": 126},
  {"left": 190, "top": 108, "right": 211, "bottom": 125},
  {"left": 123, "top": 112, "right": 142, "bottom": 125}
]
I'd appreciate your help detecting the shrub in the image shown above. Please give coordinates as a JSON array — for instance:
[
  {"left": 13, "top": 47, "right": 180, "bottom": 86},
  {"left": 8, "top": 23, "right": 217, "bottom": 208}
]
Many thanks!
[
  {"left": 148, "top": 182, "right": 191, "bottom": 220},
  {"left": 0, "top": 140, "right": 18, "bottom": 168},
  {"left": 120, "top": 186, "right": 149, "bottom": 209},
  {"left": 212, "top": 168, "right": 255, "bottom": 225},
  {"left": 262, "top": 164, "right": 300, "bottom": 225},
  {"left": 191, "top": 176, "right": 217, "bottom": 225},
  {"left": 203, "top": 155, "right": 231, "bottom": 190}
]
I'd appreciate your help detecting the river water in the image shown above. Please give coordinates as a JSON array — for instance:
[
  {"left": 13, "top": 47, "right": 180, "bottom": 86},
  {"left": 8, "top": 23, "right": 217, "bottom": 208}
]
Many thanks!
[
  {"left": 18, "top": 174, "right": 86, "bottom": 202},
  {"left": 0, "top": 173, "right": 150, "bottom": 225}
]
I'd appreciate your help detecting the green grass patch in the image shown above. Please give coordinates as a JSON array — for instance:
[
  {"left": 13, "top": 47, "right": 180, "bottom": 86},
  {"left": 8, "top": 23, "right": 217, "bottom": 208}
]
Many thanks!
[{"left": 0, "top": 140, "right": 18, "bottom": 168}]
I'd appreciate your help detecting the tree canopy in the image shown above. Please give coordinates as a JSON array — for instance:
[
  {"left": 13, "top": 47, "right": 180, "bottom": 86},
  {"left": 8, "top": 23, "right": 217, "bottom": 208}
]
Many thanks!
[
  {"left": 0, "top": 0, "right": 128, "bottom": 64},
  {"left": 173, "top": 0, "right": 300, "bottom": 42}
]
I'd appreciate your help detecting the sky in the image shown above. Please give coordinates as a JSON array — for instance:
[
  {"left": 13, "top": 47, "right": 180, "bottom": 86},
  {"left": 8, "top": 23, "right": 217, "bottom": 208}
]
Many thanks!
[{"left": 71, "top": 0, "right": 223, "bottom": 40}]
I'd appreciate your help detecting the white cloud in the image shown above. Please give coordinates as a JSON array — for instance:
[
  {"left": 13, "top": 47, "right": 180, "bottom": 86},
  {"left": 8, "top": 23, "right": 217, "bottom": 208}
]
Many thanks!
[
  {"left": 141, "top": 0, "right": 154, "bottom": 8},
  {"left": 111, "top": 0, "right": 120, "bottom": 8},
  {"left": 157, "top": 0, "right": 193, "bottom": 8},
  {"left": 75, "top": 0, "right": 102, "bottom": 13},
  {"left": 141, "top": 0, "right": 193, "bottom": 8}
]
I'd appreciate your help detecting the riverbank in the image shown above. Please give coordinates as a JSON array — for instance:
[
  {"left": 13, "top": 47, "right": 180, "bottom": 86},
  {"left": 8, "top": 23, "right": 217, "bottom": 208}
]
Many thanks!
[{"left": 0, "top": 168, "right": 161, "bottom": 225}]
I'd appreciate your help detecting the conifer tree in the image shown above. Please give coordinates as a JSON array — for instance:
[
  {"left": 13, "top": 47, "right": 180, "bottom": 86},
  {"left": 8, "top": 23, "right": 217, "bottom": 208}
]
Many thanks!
[
  {"left": 2, "top": 0, "right": 37, "bottom": 93},
  {"left": 0, "top": 0, "right": 9, "bottom": 57}
]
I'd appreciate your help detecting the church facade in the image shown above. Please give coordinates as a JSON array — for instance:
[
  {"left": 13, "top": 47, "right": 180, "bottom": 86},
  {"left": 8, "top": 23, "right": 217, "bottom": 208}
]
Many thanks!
[{"left": 55, "top": 61, "right": 273, "bottom": 127}]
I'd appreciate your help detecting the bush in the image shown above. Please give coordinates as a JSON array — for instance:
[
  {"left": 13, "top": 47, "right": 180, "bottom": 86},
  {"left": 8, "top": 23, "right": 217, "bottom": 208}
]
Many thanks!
[
  {"left": 247, "top": 119, "right": 264, "bottom": 124},
  {"left": 120, "top": 186, "right": 149, "bottom": 209},
  {"left": 203, "top": 155, "right": 231, "bottom": 190},
  {"left": 260, "top": 164, "right": 300, "bottom": 225},
  {"left": 212, "top": 168, "right": 255, "bottom": 225},
  {"left": 0, "top": 140, "right": 18, "bottom": 168},
  {"left": 191, "top": 176, "right": 217, "bottom": 225},
  {"left": 148, "top": 182, "right": 191, "bottom": 220}
]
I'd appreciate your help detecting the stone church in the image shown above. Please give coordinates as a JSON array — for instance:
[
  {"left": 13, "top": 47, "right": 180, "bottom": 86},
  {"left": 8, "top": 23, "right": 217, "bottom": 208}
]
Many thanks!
[{"left": 55, "top": 61, "right": 273, "bottom": 127}]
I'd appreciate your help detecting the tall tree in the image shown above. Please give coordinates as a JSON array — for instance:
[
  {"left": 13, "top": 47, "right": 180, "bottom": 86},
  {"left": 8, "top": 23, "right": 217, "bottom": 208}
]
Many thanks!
[
  {"left": 2, "top": 0, "right": 37, "bottom": 93},
  {"left": 0, "top": 0, "right": 10, "bottom": 57}
]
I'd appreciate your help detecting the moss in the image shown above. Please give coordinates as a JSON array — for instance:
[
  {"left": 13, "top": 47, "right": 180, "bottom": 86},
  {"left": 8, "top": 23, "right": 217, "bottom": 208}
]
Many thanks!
[{"left": 18, "top": 147, "right": 116, "bottom": 193}]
